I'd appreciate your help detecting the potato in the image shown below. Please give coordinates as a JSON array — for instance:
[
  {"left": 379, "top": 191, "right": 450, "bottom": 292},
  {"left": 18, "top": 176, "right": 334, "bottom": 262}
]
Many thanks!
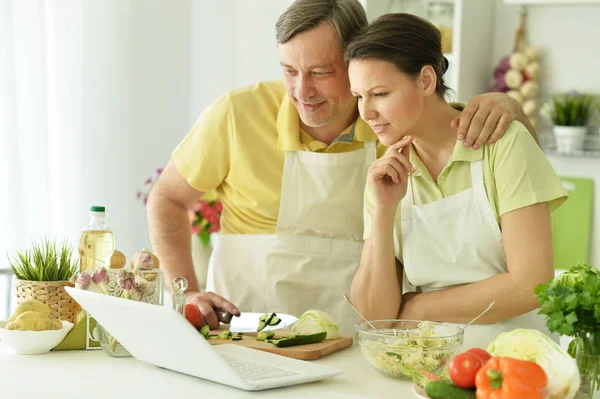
[
  {"left": 5, "top": 321, "right": 15, "bottom": 330},
  {"left": 12, "top": 311, "right": 53, "bottom": 331},
  {"left": 8, "top": 299, "right": 52, "bottom": 322},
  {"left": 50, "top": 319, "right": 63, "bottom": 330}
]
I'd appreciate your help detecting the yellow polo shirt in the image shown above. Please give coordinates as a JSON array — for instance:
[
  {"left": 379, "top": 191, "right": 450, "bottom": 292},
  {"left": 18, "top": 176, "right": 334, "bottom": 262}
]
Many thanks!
[
  {"left": 363, "top": 121, "right": 568, "bottom": 261},
  {"left": 172, "top": 80, "right": 385, "bottom": 234}
]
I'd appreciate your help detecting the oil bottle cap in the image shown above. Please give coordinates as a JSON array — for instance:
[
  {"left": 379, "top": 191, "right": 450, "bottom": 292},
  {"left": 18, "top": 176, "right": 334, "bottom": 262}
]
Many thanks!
[{"left": 90, "top": 206, "right": 106, "bottom": 212}]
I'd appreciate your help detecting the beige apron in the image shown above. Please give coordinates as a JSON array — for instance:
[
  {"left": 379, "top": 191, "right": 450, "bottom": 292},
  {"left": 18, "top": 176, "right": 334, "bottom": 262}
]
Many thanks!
[
  {"left": 401, "top": 160, "right": 557, "bottom": 350},
  {"left": 206, "top": 137, "right": 376, "bottom": 335}
]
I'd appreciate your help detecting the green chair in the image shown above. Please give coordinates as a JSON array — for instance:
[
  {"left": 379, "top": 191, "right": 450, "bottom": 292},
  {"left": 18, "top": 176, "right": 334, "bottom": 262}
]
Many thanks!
[{"left": 551, "top": 177, "right": 594, "bottom": 270}]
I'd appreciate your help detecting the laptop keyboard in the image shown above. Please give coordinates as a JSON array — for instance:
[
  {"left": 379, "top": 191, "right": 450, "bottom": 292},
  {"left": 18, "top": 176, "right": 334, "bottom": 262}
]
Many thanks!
[{"left": 221, "top": 354, "right": 299, "bottom": 381}]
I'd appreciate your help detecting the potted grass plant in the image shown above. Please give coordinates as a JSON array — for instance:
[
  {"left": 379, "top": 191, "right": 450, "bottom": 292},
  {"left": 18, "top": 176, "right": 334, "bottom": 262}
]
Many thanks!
[
  {"left": 542, "top": 91, "right": 600, "bottom": 154},
  {"left": 8, "top": 238, "right": 80, "bottom": 323}
]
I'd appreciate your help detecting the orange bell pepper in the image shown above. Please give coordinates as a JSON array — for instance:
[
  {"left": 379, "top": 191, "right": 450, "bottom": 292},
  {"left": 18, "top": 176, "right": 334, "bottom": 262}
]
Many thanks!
[{"left": 475, "top": 356, "right": 548, "bottom": 399}]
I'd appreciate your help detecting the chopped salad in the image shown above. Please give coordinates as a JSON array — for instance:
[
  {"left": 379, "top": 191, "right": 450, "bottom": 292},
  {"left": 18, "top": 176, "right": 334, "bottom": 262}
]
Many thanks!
[{"left": 360, "top": 321, "right": 461, "bottom": 383}]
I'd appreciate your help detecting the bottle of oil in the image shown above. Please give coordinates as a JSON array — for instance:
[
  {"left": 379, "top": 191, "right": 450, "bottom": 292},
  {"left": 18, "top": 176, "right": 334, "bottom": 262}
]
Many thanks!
[{"left": 79, "top": 206, "right": 115, "bottom": 272}]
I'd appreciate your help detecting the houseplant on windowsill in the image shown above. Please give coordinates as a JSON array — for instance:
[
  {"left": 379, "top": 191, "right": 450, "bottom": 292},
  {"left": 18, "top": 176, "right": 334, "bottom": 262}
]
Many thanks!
[
  {"left": 137, "top": 168, "right": 223, "bottom": 291},
  {"left": 541, "top": 91, "right": 599, "bottom": 154}
]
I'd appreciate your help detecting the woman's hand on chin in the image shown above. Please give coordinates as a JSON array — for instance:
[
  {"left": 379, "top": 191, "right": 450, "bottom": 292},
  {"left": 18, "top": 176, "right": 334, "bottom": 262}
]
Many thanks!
[{"left": 369, "top": 136, "right": 414, "bottom": 210}]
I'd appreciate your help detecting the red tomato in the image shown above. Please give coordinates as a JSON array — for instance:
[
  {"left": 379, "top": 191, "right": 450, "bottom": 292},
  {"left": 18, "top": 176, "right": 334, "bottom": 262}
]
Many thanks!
[
  {"left": 185, "top": 304, "right": 203, "bottom": 329},
  {"left": 449, "top": 352, "right": 484, "bottom": 388},
  {"left": 466, "top": 348, "right": 491, "bottom": 365}
]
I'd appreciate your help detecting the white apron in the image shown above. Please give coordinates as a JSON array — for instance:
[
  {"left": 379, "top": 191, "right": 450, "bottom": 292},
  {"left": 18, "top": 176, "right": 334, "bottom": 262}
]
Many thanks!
[
  {"left": 207, "top": 136, "right": 377, "bottom": 336},
  {"left": 401, "top": 160, "right": 557, "bottom": 350}
]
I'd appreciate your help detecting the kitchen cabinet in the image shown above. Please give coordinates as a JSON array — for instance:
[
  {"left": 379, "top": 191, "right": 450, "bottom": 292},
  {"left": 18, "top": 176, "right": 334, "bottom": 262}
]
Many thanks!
[
  {"left": 359, "top": 0, "right": 496, "bottom": 101},
  {"left": 546, "top": 155, "right": 600, "bottom": 268}
]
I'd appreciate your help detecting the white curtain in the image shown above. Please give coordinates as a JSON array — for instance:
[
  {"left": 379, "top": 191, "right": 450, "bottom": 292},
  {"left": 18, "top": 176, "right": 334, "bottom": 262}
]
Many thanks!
[
  {"left": 0, "top": 0, "right": 195, "bottom": 263},
  {"left": 0, "top": 0, "right": 196, "bottom": 318}
]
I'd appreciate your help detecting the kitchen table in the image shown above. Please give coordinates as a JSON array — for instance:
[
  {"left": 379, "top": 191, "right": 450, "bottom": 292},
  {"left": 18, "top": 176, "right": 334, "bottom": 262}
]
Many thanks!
[{"left": 0, "top": 342, "right": 414, "bottom": 399}]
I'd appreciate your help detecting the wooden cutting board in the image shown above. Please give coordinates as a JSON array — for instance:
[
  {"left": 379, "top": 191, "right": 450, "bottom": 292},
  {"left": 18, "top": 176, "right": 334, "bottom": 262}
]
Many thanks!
[{"left": 207, "top": 330, "right": 353, "bottom": 360}]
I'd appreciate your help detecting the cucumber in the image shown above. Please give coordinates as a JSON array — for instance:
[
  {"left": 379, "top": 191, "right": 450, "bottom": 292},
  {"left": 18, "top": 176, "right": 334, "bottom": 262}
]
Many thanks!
[
  {"left": 217, "top": 330, "right": 232, "bottom": 340},
  {"left": 257, "top": 320, "right": 267, "bottom": 332},
  {"left": 267, "top": 331, "right": 327, "bottom": 347},
  {"left": 258, "top": 313, "right": 274, "bottom": 331},
  {"left": 231, "top": 332, "right": 243, "bottom": 341},
  {"left": 256, "top": 331, "right": 275, "bottom": 341},
  {"left": 257, "top": 312, "right": 282, "bottom": 331},
  {"left": 424, "top": 380, "right": 476, "bottom": 399},
  {"left": 199, "top": 324, "right": 210, "bottom": 339}
]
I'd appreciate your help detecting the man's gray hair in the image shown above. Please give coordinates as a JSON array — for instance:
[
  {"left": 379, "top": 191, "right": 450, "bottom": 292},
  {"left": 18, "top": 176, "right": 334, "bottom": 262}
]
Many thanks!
[{"left": 276, "top": 0, "right": 368, "bottom": 51}]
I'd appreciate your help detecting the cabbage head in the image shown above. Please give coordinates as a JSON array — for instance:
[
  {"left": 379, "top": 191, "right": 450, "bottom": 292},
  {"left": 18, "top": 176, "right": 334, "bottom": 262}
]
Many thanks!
[
  {"left": 291, "top": 309, "right": 340, "bottom": 340},
  {"left": 487, "top": 329, "right": 580, "bottom": 399}
]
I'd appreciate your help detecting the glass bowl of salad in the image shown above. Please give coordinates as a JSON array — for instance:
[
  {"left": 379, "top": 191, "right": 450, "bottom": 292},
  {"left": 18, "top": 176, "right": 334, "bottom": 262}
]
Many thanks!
[{"left": 356, "top": 320, "right": 464, "bottom": 381}]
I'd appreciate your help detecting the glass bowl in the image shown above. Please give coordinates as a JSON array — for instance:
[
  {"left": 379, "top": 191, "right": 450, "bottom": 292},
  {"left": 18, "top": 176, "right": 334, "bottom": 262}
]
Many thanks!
[{"left": 356, "top": 319, "right": 464, "bottom": 381}]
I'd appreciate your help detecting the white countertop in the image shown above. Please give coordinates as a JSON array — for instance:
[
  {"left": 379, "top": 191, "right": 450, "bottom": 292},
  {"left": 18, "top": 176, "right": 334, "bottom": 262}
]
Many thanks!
[{"left": 0, "top": 342, "right": 414, "bottom": 399}]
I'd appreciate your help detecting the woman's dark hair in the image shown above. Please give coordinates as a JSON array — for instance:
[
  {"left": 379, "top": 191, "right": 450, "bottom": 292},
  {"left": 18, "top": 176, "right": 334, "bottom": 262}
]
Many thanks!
[{"left": 344, "top": 13, "right": 450, "bottom": 98}]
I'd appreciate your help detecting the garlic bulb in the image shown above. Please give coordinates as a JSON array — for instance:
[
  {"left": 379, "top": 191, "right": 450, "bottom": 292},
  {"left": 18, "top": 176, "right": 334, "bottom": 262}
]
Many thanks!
[
  {"left": 509, "top": 52, "right": 529, "bottom": 71},
  {"left": 525, "top": 62, "right": 541, "bottom": 81},
  {"left": 525, "top": 47, "right": 540, "bottom": 62},
  {"left": 523, "top": 99, "right": 538, "bottom": 117},
  {"left": 505, "top": 69, "right": 524, "bottom": 89},
  {"left": 520, "top": 81, "right": 540, "bottom": 99},
  {"left": 130, "top": 248, "right": 157, "bottom": 274}
]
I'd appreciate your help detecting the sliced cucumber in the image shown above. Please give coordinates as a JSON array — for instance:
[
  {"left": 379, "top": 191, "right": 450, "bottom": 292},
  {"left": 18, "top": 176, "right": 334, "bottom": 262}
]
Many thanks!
[
  {"left": 217, "top": 330, "right": 232, "bottom": 340},
  {"left": 257, "top": 312, "right": 282, "bottom": 331},
  {"left": 256, "top": 331, "right": 275, "bottom": 341},
  {"left": 257, "top": 320, "right": 267, "bottom": 332},
  {"left": 267, "top": 331, "right": 327, "bottom": 347},
  {"left": 199, "top": 324, "right": 210, "bottom": 339},
  {"left": 232, "top": 336, "right": 242, "bottom": 341}
]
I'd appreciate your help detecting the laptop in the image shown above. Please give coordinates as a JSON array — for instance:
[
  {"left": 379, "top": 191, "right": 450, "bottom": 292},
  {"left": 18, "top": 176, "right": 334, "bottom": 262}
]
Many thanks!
[{"left": 64, "top": 287, "right": 344, "bottom": 391}]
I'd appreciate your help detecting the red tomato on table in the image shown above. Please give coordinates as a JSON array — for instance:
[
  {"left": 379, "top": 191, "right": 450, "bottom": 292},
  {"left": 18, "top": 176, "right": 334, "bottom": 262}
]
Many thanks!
[
  {"left": 449, "top": 351, "right": 484, "bottom": 388},
  {"left": 185, "top": 304, "right": 203, "bottom": 329},
  {"left": 466, "top": 348, "right": 492, "bottom": 365}
]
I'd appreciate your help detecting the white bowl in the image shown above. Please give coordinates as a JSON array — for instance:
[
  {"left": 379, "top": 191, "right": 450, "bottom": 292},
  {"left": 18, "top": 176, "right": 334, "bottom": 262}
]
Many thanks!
[{"left": 0, "top": 320, "right": 74, "bottom": 355}]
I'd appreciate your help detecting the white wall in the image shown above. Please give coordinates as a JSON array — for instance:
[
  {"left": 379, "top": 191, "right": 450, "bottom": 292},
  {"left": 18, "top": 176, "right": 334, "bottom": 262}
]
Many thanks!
[
  {"left": 492, "top": 0, "right": 600, "bottom": 267},
  {"left": 188, "top": 0, "right": 293, "bottom": 122},
  {"left": 492, "top": 1, "right": 600, "bottom": 97}
]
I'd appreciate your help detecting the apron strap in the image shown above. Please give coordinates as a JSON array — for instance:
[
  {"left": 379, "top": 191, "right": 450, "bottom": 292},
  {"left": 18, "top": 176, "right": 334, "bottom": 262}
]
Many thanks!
[
  {"left": 364, "top": 140, "right": 377, "bottom": 167},
  {"left": 469, "top": 160, "right": 487, "bottom": 201},
  {"left": 401, "top": 174, "right": 415, "bottom": 220}
]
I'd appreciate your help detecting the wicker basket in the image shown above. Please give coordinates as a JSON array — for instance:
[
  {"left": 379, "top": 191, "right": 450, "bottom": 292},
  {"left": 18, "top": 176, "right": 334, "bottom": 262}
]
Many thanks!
[{"left": 14, "top": 279, "right": 81, "bottom": 323}]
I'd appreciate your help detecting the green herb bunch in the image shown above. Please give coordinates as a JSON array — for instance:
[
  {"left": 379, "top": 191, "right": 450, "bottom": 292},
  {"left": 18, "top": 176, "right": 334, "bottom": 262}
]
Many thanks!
[
  {"left": 8, "top": 238, "right": 79, "bottom": 281},
  {"left": 535, "top": 263, "right": 600, "bottom": 394},
  {"left": 535, "top": 263, "right": 600, "bottom": 337}
]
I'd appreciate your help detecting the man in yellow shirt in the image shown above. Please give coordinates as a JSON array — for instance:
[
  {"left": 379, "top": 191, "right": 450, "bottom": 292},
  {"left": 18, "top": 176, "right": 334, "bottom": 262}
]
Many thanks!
[{"left": 147, "top": 0, "right": 537, "bottom": 333}]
